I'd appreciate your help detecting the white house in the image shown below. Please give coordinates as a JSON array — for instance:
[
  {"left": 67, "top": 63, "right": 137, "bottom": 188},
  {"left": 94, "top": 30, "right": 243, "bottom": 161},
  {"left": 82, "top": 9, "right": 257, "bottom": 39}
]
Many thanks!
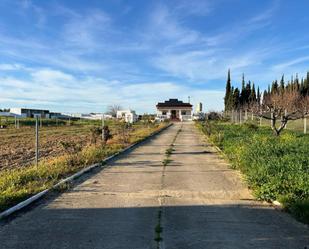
[
  {"left": 116, "top": 110, "right": 138, "bottom": 123},
  {"left": 156, "top": 99, "right": 192, "bottom": 121}
]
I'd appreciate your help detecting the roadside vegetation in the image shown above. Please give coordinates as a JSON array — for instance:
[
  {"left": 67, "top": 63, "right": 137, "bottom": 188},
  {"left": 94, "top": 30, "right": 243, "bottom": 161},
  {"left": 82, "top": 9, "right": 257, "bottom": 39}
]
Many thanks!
[
  {"left": 0, "top": 120, "right": 169, "bottom": 213},
  {"left": 197, "top": 120, "right": 309, "bottom": 224}
]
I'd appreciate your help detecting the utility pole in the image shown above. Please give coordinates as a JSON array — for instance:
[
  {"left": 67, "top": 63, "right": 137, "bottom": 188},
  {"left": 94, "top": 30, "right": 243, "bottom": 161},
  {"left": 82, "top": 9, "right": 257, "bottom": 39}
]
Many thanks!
[{"left": 188, "top": 96, "right": 191, "bottom": 103}]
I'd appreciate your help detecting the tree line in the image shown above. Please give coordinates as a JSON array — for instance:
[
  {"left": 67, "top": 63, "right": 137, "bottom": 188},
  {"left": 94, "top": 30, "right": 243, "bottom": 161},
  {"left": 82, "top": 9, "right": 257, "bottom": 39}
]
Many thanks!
[
  {"left": 224, "top": 69, "right": 309, "bottom": 135},
  {"left": 224, "top": 70, "right": 309, "bottom": 111}
]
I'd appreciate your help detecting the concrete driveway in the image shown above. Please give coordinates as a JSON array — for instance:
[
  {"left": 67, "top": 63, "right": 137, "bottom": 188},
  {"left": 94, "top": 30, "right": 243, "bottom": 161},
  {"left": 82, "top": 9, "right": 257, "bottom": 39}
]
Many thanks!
[{"left": 0, "top": 122, "right": 308, "bottom": 249}]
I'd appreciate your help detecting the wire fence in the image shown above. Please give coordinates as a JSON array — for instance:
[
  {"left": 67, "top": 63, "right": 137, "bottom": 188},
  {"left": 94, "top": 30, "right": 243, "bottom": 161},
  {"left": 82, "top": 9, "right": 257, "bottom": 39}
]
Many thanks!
[
  {"left": 224, "top": 110, "right": 308, "bottom": 134},
  {"left": 0, "top": 117, "right": 96, "bottom": 169}
]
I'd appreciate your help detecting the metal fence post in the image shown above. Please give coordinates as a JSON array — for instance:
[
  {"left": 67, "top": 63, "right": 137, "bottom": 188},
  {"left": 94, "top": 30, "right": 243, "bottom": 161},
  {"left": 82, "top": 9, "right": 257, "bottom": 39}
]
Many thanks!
[
  {"left": 102, "top": 114, "right": 105, "bottom": 140},
  {"left": 35, "top": 116, "right": 39, "bottom": 167},
  {"left": 259, "top": 116, "right": 262, "bottom": 126},
  {"left": 304, "top": 116, "right": 307, "bottom": 134},
  {"left": 239, "top": 110, "right": 242, "bottom": 124}
]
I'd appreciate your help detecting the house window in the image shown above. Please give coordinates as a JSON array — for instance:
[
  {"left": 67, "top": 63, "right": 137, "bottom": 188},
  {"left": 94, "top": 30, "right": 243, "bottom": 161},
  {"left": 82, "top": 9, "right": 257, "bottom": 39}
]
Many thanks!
[
  {"left": 162, "top": 111, "right": 167, "bottom": 115},
  {"left": 181, "top": 111, "right": 186, "bottom": 115}
]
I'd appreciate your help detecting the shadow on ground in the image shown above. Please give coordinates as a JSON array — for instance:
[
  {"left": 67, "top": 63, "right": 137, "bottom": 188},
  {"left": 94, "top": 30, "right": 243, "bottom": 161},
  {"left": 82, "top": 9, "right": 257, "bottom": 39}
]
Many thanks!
[{"left": 0, "top": 204, "right": 308, "bottom": 249}]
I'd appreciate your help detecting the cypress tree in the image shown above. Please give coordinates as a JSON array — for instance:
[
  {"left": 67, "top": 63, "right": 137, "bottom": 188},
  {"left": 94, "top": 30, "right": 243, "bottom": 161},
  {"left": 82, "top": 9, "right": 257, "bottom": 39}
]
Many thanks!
[
  {"left": 271, "top": 80, "right": 278, "bottom": 93},
  {"left": 233, "top": 87, "right": 240, "bottom": 110},
  {"left": 280, "top": 74, "right": 285, "bottom": 94},
  {"left": 240, "top": 73, "right": 246, "bottom": 107},
  {"left": 250, "top": 82, "right": 256, "bottom": 103},
  {"left": 263, "top": 90, "right": 268, "bottom": 105},
  {"left": 295, "top": 73, "right": 300, "bottom": 91},
  {"left": 257, "top": 87, "right": 261, "bottom": 106},
  {"left": 245, "top": 81, "right": 252, "bottom": 105},
  {"left": 224, "top": 69, "right": 232, "bottom": 111},
  {"left": 304, "top": 71, "right": 309, "bottom": 95}
]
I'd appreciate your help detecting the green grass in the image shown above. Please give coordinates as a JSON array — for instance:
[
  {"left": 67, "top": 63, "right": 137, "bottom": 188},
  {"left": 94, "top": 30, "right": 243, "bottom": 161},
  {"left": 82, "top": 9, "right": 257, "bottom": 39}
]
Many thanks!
[
  {"left": 0, "top": 122, "right": 168, "bottom": 213},
  {"left": 162, "top": 159, "right": 172, "bottom": 166},
  {"left": 197, "top": 121, "right": 309, "bottom": 224}
]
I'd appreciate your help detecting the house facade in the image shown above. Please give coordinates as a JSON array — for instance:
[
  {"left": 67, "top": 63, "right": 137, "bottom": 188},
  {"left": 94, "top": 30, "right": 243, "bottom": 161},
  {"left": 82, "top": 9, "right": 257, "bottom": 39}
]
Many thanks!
[{"left": 156, "top": 99, "right": 192, "bottom": 121}]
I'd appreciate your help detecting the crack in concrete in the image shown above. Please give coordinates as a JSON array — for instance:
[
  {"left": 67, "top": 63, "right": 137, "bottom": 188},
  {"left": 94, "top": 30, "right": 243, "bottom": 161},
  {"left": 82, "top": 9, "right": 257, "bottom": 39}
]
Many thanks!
[{"left": 155, "top": 125, "right": 182, "bottom": 249}]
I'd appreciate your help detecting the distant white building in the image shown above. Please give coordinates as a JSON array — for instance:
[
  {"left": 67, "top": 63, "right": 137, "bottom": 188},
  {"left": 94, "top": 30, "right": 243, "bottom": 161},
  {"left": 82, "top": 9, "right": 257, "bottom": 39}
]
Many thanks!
[
  {"left": 0, "top": 112, "right": 21, "bottom": 117},
  {"left": 116, "top": 110, "right": 138, "bottom": 123},
  {"left": 195, "top": 102, "right": 203, "bottom": 113},
  {"left": 10, "top": 108, "right": 49, "bottom": 118},
  {"left": 66, "top": 113, "right": 113, "bottom": 120}
]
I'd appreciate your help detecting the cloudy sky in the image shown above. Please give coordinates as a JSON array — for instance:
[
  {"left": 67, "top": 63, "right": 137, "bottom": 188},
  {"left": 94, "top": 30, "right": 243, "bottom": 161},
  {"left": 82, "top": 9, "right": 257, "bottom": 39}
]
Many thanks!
[{"left": 0, "top": 0, "right": 309, "bottom": 113}]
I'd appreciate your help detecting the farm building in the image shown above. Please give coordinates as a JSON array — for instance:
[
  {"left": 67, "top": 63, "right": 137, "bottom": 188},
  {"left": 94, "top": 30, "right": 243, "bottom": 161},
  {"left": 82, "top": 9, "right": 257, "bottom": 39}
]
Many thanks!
[
  {"left": 156, "top": 98, "right": 192, "bottom": 121},
  {"left": 117, "top": 110, "right": 138, "bottom": 123},
  {"left": 10, "top": 108, "right": 50, "bottom": 118},
  {"left": 0, "top": 112, "right": 20, "bottom": 117}
]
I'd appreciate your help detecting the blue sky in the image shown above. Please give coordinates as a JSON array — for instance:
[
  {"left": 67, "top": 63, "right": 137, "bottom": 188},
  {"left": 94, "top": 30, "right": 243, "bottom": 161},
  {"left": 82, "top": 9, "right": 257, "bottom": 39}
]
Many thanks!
[{"left": 0, "top": 0, "right": 309, "bottom": 113}]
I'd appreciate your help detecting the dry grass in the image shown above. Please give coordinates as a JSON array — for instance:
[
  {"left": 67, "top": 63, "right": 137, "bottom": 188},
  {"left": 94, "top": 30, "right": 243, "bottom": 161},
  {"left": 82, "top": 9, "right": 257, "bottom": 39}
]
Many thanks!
[{"left": 0, "top": 121, "right": 168, "bottom": 212}]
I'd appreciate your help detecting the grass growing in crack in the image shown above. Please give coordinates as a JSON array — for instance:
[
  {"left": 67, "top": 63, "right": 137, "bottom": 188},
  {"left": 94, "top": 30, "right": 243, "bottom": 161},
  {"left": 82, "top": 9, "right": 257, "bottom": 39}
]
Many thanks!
[
  {"left": 162, "top": 159, "right": 172, "bottom": 166},
  {"left": 165, "top": 147, "right": 174, "bottom": 156},
  {"left": 154, "top": 209, "right": 163, "bottom": 242},
  {"left": 53, "top": 182, "right": 73, "bottom": 193}
]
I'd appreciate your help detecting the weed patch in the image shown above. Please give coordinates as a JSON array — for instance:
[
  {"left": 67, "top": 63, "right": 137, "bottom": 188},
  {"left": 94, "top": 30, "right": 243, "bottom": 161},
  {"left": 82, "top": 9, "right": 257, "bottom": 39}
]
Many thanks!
[{"left": 197, "top": 121, "right": 309, "bottom": 224}]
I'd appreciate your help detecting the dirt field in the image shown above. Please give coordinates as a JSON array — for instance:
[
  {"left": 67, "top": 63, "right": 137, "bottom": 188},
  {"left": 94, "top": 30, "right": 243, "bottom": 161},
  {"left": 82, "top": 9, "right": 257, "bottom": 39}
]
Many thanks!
[{"left": 0, "top": 125, "right": 94, "bottom": 170}]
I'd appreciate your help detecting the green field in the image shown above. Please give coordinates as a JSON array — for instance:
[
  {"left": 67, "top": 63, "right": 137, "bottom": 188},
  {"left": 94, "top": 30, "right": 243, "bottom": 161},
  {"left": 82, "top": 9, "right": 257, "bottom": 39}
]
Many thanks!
[{"left": 197, "top": 120, "right": 309, "bottom": 224}]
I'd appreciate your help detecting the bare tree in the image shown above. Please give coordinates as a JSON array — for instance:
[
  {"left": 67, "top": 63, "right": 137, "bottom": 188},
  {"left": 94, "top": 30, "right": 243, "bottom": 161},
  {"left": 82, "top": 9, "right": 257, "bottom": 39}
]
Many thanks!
[
  {"left": 252, "top": 89, "right": 309, "bottom": 136},
  {"left": 106, "top": 105, "right": 122, "bottom": 117}
]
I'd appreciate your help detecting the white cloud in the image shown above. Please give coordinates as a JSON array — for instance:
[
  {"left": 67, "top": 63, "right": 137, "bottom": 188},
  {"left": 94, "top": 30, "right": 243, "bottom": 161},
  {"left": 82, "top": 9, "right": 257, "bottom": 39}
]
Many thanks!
[
  {"left": 0, "top": 64, "right": 23, "bottom": 71},
  {"left": 145, "top": 4, "right": 202, "bottom": 47},
  {"left": 0, "top": 67, "right": 224, "bottom": 113},
  {"left": 31, "top": 69, "right": 74, "bottom": 83},
  {"left": 272, "top": 56, "right": 309, "bottom": 71},
  {"left": 62, "top": 9, "right": 111, "bottom": 48}
]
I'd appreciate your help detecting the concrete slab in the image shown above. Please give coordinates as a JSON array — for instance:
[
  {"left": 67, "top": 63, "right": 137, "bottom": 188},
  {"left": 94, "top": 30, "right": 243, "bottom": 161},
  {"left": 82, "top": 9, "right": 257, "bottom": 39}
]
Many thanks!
[{"left": 0, "top": 122, "right": 308, "bottom": 249}]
